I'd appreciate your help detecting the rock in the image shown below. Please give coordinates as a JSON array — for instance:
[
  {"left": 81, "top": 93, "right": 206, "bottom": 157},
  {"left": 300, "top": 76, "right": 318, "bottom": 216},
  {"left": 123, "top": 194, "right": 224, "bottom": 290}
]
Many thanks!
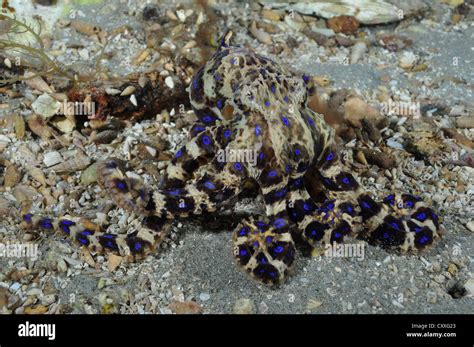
[
  {"left": 466, "top": 221, "right": 474, "bottom": 233},
  {"left": 0, "top": 287, "right": 9, "bottom": 308},
  {"left": 107, "top": 254, "right": 123, "bottom": 272},
  {"left": 31, "top": 93, "right": 59, "bottom": 118},
  {"left": 456, "top": 116, "right": 474, "bottom": 129},
  {"left": 349, "top": 41, "right": 367, "bottom": 64},
  {"left": 399, "top": 51, "right": 418, "bottom": 69},
  {"left": 168, "top": 300, "right": 203, "bottom": 314},
  {"left": 464, "top": 278, "right": 474, "bottom": 296},
  {"left": 24, "top": 305, "right": 48, "bottom": 314},
  {"left": 164, "top": 76, "right": 175, "bottom": 89},
  {"left": 233, "top": 298, "right": 255, "bottom": 314},
  {"left": 4, "top": 165, "right": 21, "bottom": 187},
  {"left": 199, "top": 293, "right": 210, "bottom": 301},
  {"left": 326, "top": 15, "right": 359, "bottom": 34},
  {"left": 43, "top": 151, "right": 63, "bottom": 167}
]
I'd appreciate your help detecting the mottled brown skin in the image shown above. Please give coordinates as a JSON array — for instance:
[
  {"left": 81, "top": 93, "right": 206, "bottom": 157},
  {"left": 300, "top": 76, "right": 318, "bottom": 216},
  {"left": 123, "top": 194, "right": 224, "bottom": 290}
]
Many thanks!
[{"left": 22, "top": 32, "right": 441, "bottom": 285}]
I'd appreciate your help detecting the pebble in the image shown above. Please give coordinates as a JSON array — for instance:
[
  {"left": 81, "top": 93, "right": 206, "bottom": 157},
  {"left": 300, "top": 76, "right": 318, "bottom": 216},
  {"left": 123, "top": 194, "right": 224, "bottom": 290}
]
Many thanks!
[
  {"left": 10, "top": 282, "right": 21, "bottom": 291},
  {"left": 466, "top": 221, "right": 474, "bottom": 233},
  {"left": 386, "top": 138, "right": 404, "bottom": 150},
  {"left": 31, "top": 93, "right": 58, "bottom": 118},
  {"left": 199, "top": 293, "right": 210, "bottom": 301},
  {"left": 464, "top": 278, "right": 474, "bottom": 296},
  {"left": 456, "top": 116, "right": 474, "bottom": 129},
  {"left": 350, "top": 41, "right": 367, "bottom": 64},
  {"left": 165, "top": 76, "right": 175, "bottom": 89},
  {"left": 233, "top": 298, "right": 255, "bottom": 314},
  {"left": 43, "top": 151, "right": 63, "bottom": 167}
]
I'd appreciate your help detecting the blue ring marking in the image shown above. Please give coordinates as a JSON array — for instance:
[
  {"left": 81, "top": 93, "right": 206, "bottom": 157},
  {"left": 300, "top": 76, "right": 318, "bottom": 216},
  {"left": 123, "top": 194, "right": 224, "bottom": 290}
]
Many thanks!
[
  {"left": 264, "top": 100, "right": 271, "bottom": 107},
  {"left": 342, "top": 177, "right": 350, "bottom": 185},
  {"left": 59, "top": 219, "right": 75, "bottom": 234},
  {"left": 23, "top": 213, "right": 33, "bottom": 222},
  {"left": 214, "top": 73, "right": 222, "bottom": 81},
  {"left": 274, "top": 245, "right": 284, "bottom": 253},
  {"left": 306, "top": 116, "right": 315, "bottom": 127},
  {"left": 361, "top": 201, "right": 371, "bottom": 210},
  {"left": 391, "top": 222, "right": 400, "bottom": 230},
  {"left": 406, "top": 201, "right": 414, "bottom": 208},
  {"left": 303, "top": 74, "right": 309, "bottom": 83},
  {"left": 134, "top": 242, "right": 142, "bottom": 251},
  {"left": 115, "top": 180, "right": 127, "bottom": 191},
  {"left": 224, "top": 129, "right": 232, "bottom": 138},
  {"left": 234, "top": 162, "right": 242, "bottom": 171},
  {"left": 217, "top": 99, "right": 224, "bottom": 109},
  {"left": 334, "top": 232, "right": 341, "bottom": 239},
  {"left": 283, "top": 96, "right": 289, "bottom": 103},
  {"left": 175, "top": 149, "right": 183, "bottom": 158},
  {"left": 286, "top": 164, "right": 291, "bottom": 173},
  {"left": 105, "top": 241, "right": 115, "bottom": 249},
  {"left": 239, "top": 249, "right": 247, "bottom": 257},
  {"left": 193, "top": 125, "right": 205, "bottom": 133},
  {"left": 102, "top": 234, "right": 115, "bottom": 239},
  {"left": 77, "top": 237, "right": 89, "bottom": 245},
  {"left": 255, "top": 125, "right": 262, "bottom": 136},
  {"left": 40, "top": 218, "right": 53, "bottom": 229},
  {"left": 238, "top": 227, "right": 248, "bottom": 236},
  {"left": 281, "top": 116, "right": 289, "bottom": 126},
  {"left": 326, "top": 152, "right": 334, "bottom": 161},
  {"left": 259, "top": 152, "right": 264, "bottom": 160},
  {"left": 266, "top": 236, "right": 273, "bottom": 244},
  {"left": 384, "top": 194, "right": 395, "bottom": 205},
  {"left": 383, "top": 232, "right": 390, "bottom": 239},
  {"left": 203, "top": 181, "right": 215, "bottom": 190},
  {"left": 202, "top": 115, "right": 214, "bottom": 123},
  {"left": 167, "top": 188, "right": 181, "bottom": 196},
  {"left": 418, "top": 236, "right": 429, "bottom": 245},
  {"left": 274, "top": 218, "right": 286, "bottom": 228},
  {"left": 81, "top": 229, "right": 93, "bottom": 236},
  {"left": 267, "top": 170, "right": 277, "bottom": 178},
  {"left": 193, "top": 78, "right": 199, "bottom": 90},
  {"left": 271, "top": 84, "right": 276, "bottom": 94},
  {"left": 202, "top": 135, "right": 211, "bottom": 146},
  {"left": 415, "top": 212, "right": 426, "bottom": 221},
  {"left": 295, "top": 149, "right": 301, "bottom": 156},
  {"left": 274, "top": 188, "right": 287, "bottom": 198},
  {"left": 303, "top": 203, "right": 312, "bottom": 211}
]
